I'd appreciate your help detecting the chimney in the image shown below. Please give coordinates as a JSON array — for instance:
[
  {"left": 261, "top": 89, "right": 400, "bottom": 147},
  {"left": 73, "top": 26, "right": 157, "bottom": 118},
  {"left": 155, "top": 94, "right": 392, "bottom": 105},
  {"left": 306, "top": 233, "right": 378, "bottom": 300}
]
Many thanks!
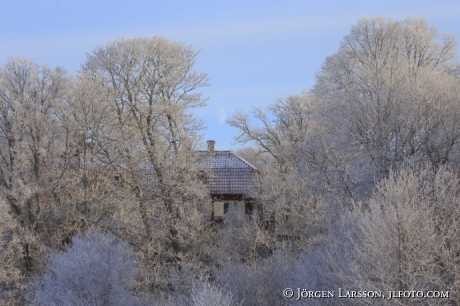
[{"left": 206, "top": 140, "right": 216, "bottom": 153}]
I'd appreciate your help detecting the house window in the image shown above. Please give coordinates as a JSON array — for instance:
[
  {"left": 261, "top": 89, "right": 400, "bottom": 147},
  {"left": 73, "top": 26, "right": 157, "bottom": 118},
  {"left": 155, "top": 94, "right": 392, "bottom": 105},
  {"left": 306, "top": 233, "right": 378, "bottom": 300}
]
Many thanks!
[
  {"left": 223, "top": 202, "right": 234, "bottom": 214},
  {"left": 214, "top": 201, "right": 245, "bottom": 217}
]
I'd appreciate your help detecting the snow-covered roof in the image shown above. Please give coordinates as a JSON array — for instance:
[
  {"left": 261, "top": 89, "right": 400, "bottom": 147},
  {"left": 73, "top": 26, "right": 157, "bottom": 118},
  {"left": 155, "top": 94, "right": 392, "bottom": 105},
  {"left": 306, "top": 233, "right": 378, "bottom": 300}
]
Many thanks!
[{"left": 196, "top": 151, "right": 259, "bottom": 195}]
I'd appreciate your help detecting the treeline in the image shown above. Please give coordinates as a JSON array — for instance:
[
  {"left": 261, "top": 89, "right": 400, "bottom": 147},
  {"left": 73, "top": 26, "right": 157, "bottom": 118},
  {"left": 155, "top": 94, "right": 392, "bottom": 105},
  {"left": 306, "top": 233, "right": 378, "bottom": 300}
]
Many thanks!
[{"left": 0, "top": 17, "right": 459, "bottom": 305}]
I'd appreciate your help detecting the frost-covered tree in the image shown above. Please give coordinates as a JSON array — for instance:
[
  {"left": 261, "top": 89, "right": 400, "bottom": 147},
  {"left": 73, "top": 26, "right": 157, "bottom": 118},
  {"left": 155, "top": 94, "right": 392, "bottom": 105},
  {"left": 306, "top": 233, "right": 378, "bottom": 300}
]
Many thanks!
[
  {"left": 82, "top": 36, "right": 210, "bottom": 254},
  {"left": 57, "top": 72, "right": 115, "bottom": 224},
  {"left": 313, "top": 17, "right": 460, "bottom": 197},
  {"left": 32, "top": 231, "right": 142, "bottom": 306},
  {"left": 316, "top": 168, "right": 460, "bottom": 305},
  {"left": 0, "top": 57, "right": 71, "bottom": 284},
  {"left": 79, "top": 36, "right": 217, "bottom": 297},
  {"left": 228, "top": 93, "right": 333, "bottom": 246},
  {"left": 0, "top": 199, "right": 25, "bottom": 305},
  {"left": 232, "top": 18, "right": 460, "bottom": 206}
]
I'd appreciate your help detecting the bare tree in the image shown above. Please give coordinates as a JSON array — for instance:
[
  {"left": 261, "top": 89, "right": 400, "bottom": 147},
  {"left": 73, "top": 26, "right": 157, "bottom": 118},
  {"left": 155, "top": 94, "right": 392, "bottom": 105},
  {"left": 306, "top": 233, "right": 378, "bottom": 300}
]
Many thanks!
[{"left": 228, "top": 91, "right": 314, "bottom": 172}]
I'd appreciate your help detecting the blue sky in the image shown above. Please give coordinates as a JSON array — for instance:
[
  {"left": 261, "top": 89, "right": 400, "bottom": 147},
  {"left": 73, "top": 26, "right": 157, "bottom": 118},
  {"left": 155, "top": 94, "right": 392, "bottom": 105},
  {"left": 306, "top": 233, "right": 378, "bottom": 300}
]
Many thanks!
[{"left": 2, "top": 0, "right": 460, "bottom": 150}]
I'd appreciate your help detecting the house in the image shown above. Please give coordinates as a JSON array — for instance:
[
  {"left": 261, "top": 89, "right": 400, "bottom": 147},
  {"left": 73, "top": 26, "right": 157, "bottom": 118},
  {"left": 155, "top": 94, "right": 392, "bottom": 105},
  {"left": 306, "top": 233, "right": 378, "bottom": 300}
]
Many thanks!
[{"left": 196, "top": 140, "right": 261, "bottom": 221}]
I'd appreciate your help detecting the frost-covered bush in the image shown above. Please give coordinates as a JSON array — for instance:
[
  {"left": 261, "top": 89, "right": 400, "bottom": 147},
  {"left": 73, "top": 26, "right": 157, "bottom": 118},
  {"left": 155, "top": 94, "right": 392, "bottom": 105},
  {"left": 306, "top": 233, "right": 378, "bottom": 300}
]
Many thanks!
[
  {"left": 32, "top": 231, "right": 142, "bottom": 306},
  {"left": 213, "top": 251, "right": 320, "bottom": 306},
  {"left": 190, "top": 280, "right": 239, "bottom": 306}
]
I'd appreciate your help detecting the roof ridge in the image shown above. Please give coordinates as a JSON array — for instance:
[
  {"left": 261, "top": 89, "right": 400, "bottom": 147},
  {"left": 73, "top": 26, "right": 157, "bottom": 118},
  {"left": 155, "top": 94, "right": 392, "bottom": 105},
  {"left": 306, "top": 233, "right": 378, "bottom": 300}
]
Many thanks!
[{"left": 197, "top": 150, "right": 231, "bottom": 152}]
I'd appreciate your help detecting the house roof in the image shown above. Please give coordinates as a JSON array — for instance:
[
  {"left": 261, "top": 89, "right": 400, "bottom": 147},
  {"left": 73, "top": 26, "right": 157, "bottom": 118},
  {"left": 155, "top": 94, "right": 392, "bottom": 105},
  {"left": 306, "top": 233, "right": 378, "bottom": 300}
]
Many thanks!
[{"left": 195, "top": 151, "right": 259, "bottom": 195}]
